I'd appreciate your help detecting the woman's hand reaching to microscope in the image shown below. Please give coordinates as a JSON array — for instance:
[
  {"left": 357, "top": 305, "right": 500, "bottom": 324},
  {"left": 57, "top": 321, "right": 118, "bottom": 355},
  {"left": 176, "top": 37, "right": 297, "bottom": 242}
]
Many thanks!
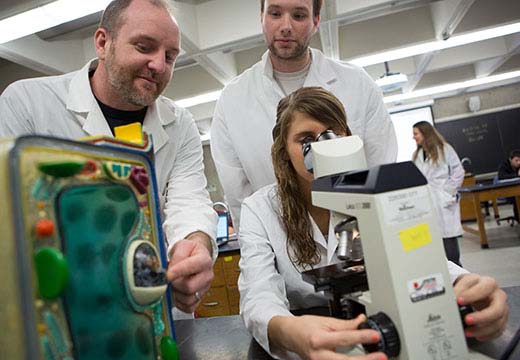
[{"left": 267, "top": 313, "right": 387, "bottom": 360}]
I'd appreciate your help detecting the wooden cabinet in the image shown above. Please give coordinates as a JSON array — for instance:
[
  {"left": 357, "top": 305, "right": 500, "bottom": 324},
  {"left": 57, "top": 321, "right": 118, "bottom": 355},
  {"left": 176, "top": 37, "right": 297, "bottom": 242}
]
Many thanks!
[
  {"left": 460, "top": 174, "right": 500, "bottom": 221},
  {"left": 227, "top": 285, "right": 240, "bottom": 315},
  {"left": 460, "top": 175, "right": 477, "bottom": 221},
  {"left": 196, "top": 251, "right": 241, "bottom": 317},
  {"left": 222, "top": 252, "right": 241, "bottom": 285}
]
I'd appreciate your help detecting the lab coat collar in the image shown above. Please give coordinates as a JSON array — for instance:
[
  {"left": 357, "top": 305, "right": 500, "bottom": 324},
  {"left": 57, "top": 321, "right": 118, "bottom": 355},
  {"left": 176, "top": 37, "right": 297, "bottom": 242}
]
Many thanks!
[
  {"left": 261, "top": 51, "right": 274, "bottom": 79},
  {"left": 66, "top": 59, "right": 98, "bottom": 114},
  {"left": 304, "top": 48, "right": 338, "bottom": 88},
  {"left": 310, "top": 212, "right": 338, "bottom": 264},
  {"left": 65, "top": 59, "right": 170, "bottom": 154},
  {"left": 260, "top": 48, "right": 338, "bottom": 89},
  {"left": 326, "top": 216, "right": 338, "bottom": 263},
  {"left": 260, "top": 51, "right": 285, "bottom": 99},
  {"left": 142, "top": 98, "right": 171, "bottom": 153},
  {"left": 310, "top": 215, "right": 327, "bottom": 250},
  {"left": 66, "top": 59, "right": 115, "bottom": 137}
]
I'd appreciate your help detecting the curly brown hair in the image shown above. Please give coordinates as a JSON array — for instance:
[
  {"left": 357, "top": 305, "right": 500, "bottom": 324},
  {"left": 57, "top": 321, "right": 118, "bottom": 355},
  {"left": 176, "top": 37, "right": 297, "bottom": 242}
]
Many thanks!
[
  {"left": 272, "top": 87, "right": 351, "bottom": 268},
  {"left": 412, "top": 121, "right": 447, "bottom": 165}
]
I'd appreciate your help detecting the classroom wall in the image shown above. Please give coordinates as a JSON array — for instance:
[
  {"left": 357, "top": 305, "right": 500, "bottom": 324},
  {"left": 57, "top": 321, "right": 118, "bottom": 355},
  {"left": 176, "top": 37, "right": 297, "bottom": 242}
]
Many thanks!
[
  {"left": 432, "top": 83, "right": 520, "bottom": 120},
  {"left": 0, "top": 61, "right": 45, "bottom": 93}
]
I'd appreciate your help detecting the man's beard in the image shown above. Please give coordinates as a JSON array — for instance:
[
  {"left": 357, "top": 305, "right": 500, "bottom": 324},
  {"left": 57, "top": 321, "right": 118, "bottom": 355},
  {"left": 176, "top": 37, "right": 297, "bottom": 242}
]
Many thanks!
[
  {"left": 268, "top": 39, "right": 309, "bottom": 62},
  {"left": 104, "top": 46, "right": 168, "bottom": 107}
]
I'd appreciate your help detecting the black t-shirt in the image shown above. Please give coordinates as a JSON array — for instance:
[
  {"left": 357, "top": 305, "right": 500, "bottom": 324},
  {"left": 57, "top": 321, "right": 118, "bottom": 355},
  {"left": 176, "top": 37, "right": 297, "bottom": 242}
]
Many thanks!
[
  {"left": 95, "top": 97, "right": 147, "bottom": 135},
  {"left": 497, "top": 159, "right": 519, "bottom": 180},
  {"left": 89, "top": 69, "right": 147, "bottom": 135}
]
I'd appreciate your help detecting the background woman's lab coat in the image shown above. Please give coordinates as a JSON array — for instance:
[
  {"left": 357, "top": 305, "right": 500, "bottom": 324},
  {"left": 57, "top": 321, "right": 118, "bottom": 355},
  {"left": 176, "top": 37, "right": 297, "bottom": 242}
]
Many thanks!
[{"left": 414, "top": 143, "right": 465, "bottom": 238}]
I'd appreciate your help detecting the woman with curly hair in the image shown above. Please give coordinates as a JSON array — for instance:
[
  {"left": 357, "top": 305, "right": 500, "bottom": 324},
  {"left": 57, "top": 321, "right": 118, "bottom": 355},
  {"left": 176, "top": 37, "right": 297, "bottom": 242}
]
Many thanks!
[{"left": 237, "top": 87, "right": 507, "bottom": 360}]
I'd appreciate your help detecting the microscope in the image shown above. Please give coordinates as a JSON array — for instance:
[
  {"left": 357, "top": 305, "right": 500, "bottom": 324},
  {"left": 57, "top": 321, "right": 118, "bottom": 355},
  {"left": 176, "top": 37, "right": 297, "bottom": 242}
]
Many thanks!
[{"left": 301, "top": 132, "right": 471, "bottom": 359}]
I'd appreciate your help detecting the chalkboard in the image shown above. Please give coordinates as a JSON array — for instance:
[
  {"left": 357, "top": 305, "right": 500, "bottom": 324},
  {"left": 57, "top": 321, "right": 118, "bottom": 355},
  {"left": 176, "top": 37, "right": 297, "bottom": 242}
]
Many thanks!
[{"left": 435, "top": 107, "right": 520, "bottom": 175}]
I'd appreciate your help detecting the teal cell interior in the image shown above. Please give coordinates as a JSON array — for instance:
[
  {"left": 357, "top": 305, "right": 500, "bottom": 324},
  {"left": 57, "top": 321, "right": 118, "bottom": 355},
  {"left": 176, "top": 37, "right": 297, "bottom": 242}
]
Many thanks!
[{"left": 56, "top": 184, "right": 156, "bottom": 359}]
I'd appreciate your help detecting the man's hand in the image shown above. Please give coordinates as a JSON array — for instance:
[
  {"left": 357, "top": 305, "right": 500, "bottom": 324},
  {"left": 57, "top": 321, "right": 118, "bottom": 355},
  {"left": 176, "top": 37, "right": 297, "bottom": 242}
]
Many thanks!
[
  {"left": 454, "top": 274, "right": 509, "bottom": 341},
  {"left": 268, "top": 314, "right": 387, "bottom": 360},
  {"left": 166, "top": 231, "right": 214, "bottom": 313}
]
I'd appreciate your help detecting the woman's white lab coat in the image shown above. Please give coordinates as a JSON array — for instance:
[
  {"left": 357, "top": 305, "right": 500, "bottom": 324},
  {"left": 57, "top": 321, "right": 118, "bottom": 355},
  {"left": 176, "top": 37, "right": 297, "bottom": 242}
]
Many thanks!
[
  {"left": 413, "top": 143, "right": 465, "bottom": 238},
  {"left": 238, "top": 184, "right": 468, "bottom": 359}
]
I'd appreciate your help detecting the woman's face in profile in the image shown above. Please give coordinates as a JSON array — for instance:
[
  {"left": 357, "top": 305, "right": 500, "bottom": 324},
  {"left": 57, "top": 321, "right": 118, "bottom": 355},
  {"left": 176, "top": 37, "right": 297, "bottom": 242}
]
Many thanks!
[
  {"left": 413, "top": 127, "right": 424, "bottom": 146},
  {"left": 285, "top": 111, "right": 346, "bottom": 184}
]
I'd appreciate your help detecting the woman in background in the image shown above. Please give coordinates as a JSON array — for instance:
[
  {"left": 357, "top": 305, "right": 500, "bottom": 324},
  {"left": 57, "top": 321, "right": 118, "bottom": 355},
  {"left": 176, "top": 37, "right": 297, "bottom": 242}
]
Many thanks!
[{"left": 412, "top": 121, "right": 465, "bottom": 266}]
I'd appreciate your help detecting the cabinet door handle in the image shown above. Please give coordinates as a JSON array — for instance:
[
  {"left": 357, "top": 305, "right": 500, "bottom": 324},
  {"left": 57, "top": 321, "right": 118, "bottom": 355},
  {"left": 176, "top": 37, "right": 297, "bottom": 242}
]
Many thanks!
[{"left": 202, "top": 302, "right": 219, "bottom": 307}]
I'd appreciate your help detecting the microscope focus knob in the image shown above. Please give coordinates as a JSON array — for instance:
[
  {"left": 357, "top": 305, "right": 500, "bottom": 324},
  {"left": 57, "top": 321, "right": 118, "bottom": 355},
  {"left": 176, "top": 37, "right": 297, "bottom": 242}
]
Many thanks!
[
  {"left": 358, "top": 312, "right": 400, "bottom": 357},
  {"left": 459, "top": 304, "right": 475, "bottom": 328}
]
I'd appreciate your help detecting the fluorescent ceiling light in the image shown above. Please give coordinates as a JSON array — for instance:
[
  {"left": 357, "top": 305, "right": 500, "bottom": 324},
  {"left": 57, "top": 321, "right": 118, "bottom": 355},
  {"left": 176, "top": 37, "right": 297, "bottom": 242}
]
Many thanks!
[
  {"left": 174, "top": 90, "right": 222, "bottom": 108},
  {"left": 350, "top": 21, "right": 520, "bottom": 67},
  {"left": 383, "top": 70, "right": 520, "bottom": 104},
  {"left": 387, "top": 100, "right": 434, "bottom": 113},
  {"left": 0, "top": 0, "right": 111, "bottom": 44}
]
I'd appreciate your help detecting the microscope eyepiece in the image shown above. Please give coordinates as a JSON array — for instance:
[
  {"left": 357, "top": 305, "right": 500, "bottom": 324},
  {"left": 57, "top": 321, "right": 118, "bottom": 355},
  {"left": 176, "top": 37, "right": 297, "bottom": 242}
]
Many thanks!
[
  {"left": 315, "top": 129, "right": 338, "bottom": 142},
  {"left": 302, "top": 130, "right": 341, "bottom": 173},
  {"left": 303, "top": 142, "right": 314, "bottom": 173}
]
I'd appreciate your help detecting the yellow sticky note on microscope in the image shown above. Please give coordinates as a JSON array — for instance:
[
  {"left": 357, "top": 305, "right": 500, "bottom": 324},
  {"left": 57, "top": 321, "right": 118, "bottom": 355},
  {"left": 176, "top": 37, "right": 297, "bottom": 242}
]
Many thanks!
[{"left": 399, "top": 223, "right": 432, "bottom": 252}]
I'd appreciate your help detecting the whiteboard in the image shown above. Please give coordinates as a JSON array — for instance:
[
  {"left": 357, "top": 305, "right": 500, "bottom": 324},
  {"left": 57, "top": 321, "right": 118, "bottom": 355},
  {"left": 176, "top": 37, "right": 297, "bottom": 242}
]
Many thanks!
[{"left": 389, "top": 107, "right": 434, "bottom": 162}]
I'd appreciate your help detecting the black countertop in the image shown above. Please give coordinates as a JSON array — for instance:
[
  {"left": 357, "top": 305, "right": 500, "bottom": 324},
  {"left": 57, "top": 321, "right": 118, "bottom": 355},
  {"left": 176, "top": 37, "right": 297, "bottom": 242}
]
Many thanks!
[
  {"left": 175, "top": 286, "right": 520, "bottom": 360},
  {"left": 217, "top": 238, "right": 240, "bottom": 254},
  {"left": 459, "top": 178, "right": 520, "bottom": 193},
  {"left": 175, "top": 315, "right": 271, "bottom": 360}
]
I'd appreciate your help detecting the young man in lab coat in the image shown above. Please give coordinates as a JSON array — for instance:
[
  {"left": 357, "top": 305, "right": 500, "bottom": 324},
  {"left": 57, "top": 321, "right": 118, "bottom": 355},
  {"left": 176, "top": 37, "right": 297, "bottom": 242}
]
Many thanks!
[
  {"left": 0, "top": 0, "right": 216, "bottom": 314},
  {"left": 210, "top": 0, "right": 398, "bottom": 227}
]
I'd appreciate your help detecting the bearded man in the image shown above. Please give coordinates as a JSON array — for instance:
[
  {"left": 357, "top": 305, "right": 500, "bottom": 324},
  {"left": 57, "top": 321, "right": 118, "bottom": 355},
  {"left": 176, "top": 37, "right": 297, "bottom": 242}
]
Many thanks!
[{"left": 0, "top": 0, "right": 217, "bottom": 315}]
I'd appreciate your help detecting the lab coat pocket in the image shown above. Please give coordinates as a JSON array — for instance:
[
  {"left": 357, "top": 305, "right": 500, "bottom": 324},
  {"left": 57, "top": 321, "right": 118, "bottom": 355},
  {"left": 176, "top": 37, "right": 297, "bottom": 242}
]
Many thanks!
[{"left": 440, "top": 190, "right": 457, "bottom": 209}]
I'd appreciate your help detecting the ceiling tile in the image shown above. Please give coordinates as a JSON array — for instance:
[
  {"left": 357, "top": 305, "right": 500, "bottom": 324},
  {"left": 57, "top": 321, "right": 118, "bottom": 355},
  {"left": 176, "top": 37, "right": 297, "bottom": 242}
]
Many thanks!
[
  {"left": 339, "top": 6, "right": 435, "bottom": 60},
  {"left": 493, "top": 53, "right": 520, "bottom": 75},
  {"left": 166, "top": 64, "right": 223, "bottom": 100},
  {"left": 415, "top": 64, "right": 475, "bottom": 89},
  {"left": 0, "top": 0, "right": 54, "bottom": 20},
  {"left": 454, "top": 0, "right": 520, "bottom": 35}
]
